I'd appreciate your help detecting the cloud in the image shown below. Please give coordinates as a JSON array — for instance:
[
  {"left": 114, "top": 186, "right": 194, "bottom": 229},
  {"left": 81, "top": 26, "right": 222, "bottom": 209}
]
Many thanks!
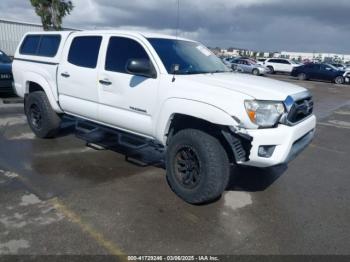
[{"left": 0, "top": 0, "right": 350, "bottom": 53}]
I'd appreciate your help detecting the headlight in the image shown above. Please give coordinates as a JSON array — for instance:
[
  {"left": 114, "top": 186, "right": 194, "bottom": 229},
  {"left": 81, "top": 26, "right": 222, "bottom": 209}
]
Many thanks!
[{"left": 245, "top": 100, "right": 285, "bottom": 127}]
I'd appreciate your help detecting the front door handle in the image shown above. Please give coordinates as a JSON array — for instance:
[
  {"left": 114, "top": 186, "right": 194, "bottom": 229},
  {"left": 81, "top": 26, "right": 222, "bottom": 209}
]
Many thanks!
[
  {"left": 61, "top": 72, "right": 70, "bottom": 78},
  {"left": 99, "top": 79, "right": 112, "bottom": 86}
]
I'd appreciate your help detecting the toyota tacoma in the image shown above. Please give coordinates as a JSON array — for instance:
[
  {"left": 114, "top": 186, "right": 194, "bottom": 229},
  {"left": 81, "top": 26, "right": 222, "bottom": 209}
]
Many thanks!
[{"left": 12, "top": 31, "right": 316, "bottom": 204}]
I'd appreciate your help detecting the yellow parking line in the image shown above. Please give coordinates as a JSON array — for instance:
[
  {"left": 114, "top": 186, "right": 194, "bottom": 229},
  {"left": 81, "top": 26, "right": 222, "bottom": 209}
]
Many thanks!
[{"left": 50, "top": 198, "right": 127, "bottom": 260}]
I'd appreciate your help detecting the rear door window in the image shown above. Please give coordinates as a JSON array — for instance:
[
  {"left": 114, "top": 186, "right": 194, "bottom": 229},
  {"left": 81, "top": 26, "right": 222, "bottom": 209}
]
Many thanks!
[{"left": 68, "top": 36, "right": 102, "bottom": 69}]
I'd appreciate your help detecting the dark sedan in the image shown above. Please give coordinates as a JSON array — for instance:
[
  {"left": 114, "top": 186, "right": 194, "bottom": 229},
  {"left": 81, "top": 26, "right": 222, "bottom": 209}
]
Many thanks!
[
  {"left": 0, "top": 50, "right": 14, "bottom": 94},
  {"left": 291, "top": 63, "right": 349, "bottom": 85}
]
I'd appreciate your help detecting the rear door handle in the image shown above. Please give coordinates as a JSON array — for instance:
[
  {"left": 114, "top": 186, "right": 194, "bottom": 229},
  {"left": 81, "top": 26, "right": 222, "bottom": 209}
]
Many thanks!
[
  {"left": 99, "top": 79, "right": 112, "bottom": 86},
  {"left": 61, "top": 72, "right": 70, "bottom": 78}
]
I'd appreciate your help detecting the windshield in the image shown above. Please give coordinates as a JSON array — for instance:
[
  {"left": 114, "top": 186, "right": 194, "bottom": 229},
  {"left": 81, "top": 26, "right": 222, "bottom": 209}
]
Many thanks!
[
  {"left": 0, "top": 51, "right": 11, "bottom": 63},
  {"left": 148, "top": 38, "right": 230, "bottom": 75}
]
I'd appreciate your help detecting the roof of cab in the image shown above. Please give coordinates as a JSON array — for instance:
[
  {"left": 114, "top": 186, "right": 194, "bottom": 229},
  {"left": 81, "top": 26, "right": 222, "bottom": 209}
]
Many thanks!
[
  {"left": 25, "top": 30, "right": 194, "bottom": 42},
  {"left": 76, "top": 30, "right": 193, "bottom": 41}
]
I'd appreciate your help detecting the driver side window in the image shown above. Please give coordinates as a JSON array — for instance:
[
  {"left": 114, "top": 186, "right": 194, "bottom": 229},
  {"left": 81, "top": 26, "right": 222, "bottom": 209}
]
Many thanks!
[{"left": 105, "top": 37, "right": 151, "bottom": 74}]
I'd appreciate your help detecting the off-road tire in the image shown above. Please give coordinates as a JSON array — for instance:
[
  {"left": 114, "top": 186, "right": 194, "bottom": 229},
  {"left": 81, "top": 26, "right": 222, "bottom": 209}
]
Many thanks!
[
  {"left": 25, "top": 91, "right": 61, "bottom": 138},
  {"left": 166, "top": 129, "right": 230, "bottom": 204}
]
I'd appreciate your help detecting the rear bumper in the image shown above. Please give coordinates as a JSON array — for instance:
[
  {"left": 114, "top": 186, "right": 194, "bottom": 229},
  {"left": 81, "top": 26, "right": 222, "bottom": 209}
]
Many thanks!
[{"left": 240, "top": 115, "right": 316, "bottom": 168}]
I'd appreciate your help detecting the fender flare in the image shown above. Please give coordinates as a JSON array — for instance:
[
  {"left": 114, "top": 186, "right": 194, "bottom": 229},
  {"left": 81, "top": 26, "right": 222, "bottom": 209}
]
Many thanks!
[
  {"left": 23, "top": 72, "right": 63, "bottom": 113},
  {"left": 155, "top": 98, "right": 239, "bottom": 144}
]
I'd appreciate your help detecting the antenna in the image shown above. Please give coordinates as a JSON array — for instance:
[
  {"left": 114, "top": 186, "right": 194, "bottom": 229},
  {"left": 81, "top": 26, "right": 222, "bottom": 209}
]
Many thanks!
[{"left": 176, "top": 0, "right": 180, "bottom": 39}]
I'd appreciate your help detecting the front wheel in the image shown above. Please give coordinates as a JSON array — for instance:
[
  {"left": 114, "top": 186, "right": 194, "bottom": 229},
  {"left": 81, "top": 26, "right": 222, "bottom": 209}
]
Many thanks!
[
  {"left": 252, "top": 69, "right": 260, "bottom": 76},
  {"left": 166, "top": 129, "right": 230, "bottom": 204},
  {"left": 267, "top": 66, "right": 275, "bottom": 74},
  {"left": 25, "top": 91, "right": 61, "bottom": 138},
  {"left": 335, "top": 76, "right": 345, "bottom": 85}
]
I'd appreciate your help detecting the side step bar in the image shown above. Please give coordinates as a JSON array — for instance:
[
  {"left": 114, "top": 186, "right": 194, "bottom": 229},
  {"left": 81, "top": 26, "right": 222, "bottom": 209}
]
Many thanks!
[{"left": 74, "top": 119, "right": 165, "bottom": 167}]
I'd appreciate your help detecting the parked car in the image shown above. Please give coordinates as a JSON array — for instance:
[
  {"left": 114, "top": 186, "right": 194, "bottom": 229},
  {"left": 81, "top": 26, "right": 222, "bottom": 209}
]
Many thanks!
[
  {"left": 13, "top": 31, "right": 316, "bottom": 204},
  {"left": 263, "top": 58, "right": 300, "bottom": 74},
  {"left": 291, "top": 63, "right": 349, "bottom": 84},
  {"left": 0, "top": 49, "right": 13, "bottom": 94},
  {"left": 231, "top": 58, "right": 268, "bottom": 75}
]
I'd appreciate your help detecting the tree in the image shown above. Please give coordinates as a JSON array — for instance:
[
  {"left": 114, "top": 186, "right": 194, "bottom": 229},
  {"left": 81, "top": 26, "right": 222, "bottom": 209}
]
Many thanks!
[{"left": 30, "top": 0, "right": 74, "bottom": 31}]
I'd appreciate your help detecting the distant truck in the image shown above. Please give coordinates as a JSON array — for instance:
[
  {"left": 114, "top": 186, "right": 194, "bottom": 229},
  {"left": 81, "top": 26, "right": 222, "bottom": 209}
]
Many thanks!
[{"left": 13, "top": 31, "right": 316, "bottom": 204}]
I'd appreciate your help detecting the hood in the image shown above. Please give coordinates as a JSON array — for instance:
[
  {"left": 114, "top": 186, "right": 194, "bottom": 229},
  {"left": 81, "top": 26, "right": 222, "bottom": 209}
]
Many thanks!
[
  {"left": 181, "top": 72, "right": 306, "bottom": 101},
  {"left": 0, "top": 63, "right": 12, "bottom": 74}
]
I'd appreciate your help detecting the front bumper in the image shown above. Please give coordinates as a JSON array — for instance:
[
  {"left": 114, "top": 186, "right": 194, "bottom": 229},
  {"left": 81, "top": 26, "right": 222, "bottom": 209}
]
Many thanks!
[{"left": 240, "top": 115, "right": 316, "bottom": 168}]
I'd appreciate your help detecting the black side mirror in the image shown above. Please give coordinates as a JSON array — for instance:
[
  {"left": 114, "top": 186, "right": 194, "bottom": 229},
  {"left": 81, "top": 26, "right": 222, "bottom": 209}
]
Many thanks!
[{"left": 126, "top": 59, "right": 157, "bottom": 78}]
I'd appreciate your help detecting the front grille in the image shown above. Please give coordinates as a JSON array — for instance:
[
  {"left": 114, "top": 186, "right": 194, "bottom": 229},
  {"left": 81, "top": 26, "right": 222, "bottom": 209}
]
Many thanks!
[{"left": 287, "top": 97, "right": 314, "bottom": 124}]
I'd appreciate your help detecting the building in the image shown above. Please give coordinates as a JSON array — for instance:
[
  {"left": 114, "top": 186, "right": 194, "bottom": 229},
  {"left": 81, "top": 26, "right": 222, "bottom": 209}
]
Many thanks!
[
  {"left": 0, "top": 19, "right": 43, "bottom": 56},
  {"left": 279, "top": 51, "right": 350, "bottom": 63},
  {"left": 215, "top": 48, "right": 240, "bottom": 57}
]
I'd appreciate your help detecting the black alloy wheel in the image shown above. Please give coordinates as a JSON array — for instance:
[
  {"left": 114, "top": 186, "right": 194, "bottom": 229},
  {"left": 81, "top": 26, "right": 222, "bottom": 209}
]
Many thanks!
[
  {"left": 175, "top": 146, "right": 201, "bottom": 189},
  {"left": 29, "top": 104, "right": 42, "bottom": 130}
]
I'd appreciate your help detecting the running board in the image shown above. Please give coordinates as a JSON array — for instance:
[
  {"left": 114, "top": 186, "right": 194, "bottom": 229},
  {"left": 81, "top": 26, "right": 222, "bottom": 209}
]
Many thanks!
[{"left": 74, "top": 119, "right": 165, "bottom": 167}]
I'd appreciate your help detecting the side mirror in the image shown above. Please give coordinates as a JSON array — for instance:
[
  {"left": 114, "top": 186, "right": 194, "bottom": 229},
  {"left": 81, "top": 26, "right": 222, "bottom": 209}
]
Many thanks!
[{"left": 126, "top": 59, "right": 157, "bottom": 78}]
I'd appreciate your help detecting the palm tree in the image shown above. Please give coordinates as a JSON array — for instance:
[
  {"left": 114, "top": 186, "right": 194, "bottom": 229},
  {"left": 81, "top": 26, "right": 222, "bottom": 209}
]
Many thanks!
[{"left": 30, "top": 0, "right": 74, "bottom": 30}]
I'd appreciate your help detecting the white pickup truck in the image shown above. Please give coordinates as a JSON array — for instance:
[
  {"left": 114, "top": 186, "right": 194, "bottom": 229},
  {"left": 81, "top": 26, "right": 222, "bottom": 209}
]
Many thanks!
[{"left": 13, "top": 31, "right": 316, "bottom": 204}]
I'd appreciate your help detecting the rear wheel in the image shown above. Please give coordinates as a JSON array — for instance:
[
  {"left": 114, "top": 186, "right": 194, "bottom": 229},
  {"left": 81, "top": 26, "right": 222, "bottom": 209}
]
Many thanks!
[
  {"left": 298, "top": 73, "right": 307, "bottom": 81},
  {"left": 25, "top": 91, "right": 61, "bottom": 138},
  {"left": 335, "top": 76, "right": 345, "bottom": 85},
  {"left": 166, "top": 129, "right": 230, "bottom": 204}
]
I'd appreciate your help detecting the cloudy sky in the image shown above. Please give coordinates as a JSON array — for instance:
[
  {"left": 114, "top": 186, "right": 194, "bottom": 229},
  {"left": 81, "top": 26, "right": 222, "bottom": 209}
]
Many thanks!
[{"left": 1, "top": 0, "right": 350, "bottom": 53}]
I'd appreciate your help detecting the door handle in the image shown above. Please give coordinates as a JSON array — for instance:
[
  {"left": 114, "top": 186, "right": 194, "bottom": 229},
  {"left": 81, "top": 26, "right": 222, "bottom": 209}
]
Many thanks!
[
  {"left": 61, "top": 72, "right": 70, "bottom": 78},
  {"left": 99, "top": 79, "right": 112, "bottom": 86}
]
